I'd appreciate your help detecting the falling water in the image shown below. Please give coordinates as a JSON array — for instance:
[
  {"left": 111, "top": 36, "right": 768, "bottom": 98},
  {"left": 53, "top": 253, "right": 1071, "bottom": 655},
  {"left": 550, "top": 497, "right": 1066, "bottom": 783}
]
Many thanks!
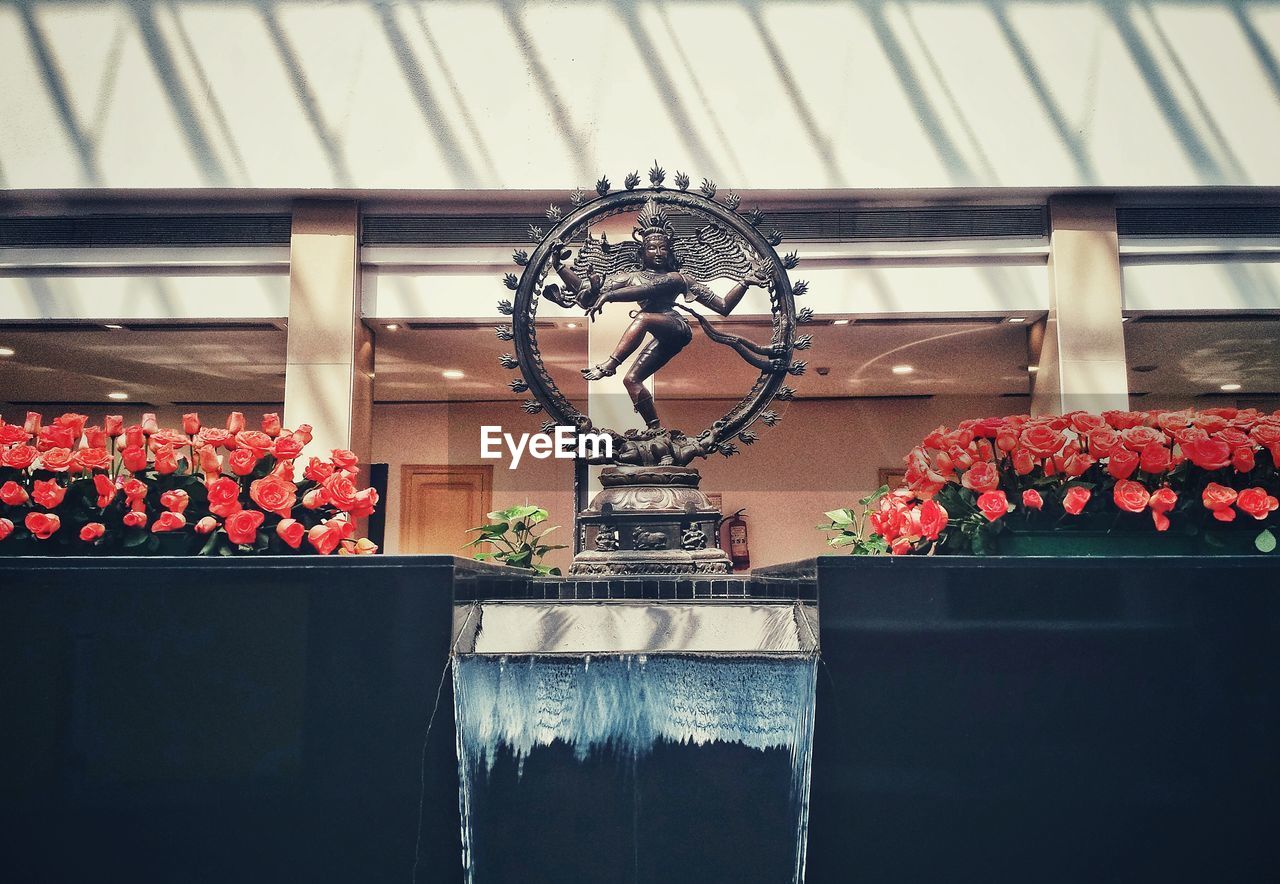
[{"left": 454, "top": 653, "right": 817, "bottom": 883}]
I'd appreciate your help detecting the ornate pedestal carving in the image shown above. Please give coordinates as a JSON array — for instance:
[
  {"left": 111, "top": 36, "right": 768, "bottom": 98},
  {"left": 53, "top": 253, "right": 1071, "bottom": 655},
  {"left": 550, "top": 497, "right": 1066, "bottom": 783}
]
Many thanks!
[{"left": 571, "top": 466, "right": 731, "bottom": 575}]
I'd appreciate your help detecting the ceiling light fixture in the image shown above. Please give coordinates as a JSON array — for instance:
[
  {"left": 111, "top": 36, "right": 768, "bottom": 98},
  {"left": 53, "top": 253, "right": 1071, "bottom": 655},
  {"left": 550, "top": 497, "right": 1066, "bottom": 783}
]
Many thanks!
[
  {"left": 1027, "top": 365, "right": 1040, "bottom": 373},
  {"left": 1220, "top": 383, "right": 1242, "bottom": 392},
  {"left": 107, "top": 392, "right": 129, "bottom": 400},
  {"left": 1006, "top": 317, "right": 1026, "bottom": 324},
  {"left": 442, "top": 369, "right": 465, "bottom": 380},
  {"left": 832, "top": 319, "right": 851, "bottom": 325},
  {"left": 384, "top": 323, "right": 400, "bottom": 331},
  {"left": 567, "top": 322, "right": 579, "bottom": 329},
  {"left": 104, "top": 324, "right": 125, "bottom": 330},
  {"left": 891, "top": 364, "right": 914, "bottom": 375},
  {"left": 0, "top": 347, "right": 14, "bottom": 357}
]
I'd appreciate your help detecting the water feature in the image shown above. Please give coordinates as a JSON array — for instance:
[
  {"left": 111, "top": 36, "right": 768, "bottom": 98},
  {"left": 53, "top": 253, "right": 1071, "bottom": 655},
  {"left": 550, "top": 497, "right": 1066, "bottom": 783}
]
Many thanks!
[{"left": 452, "top": 602, "right": 818, "bottom": 883}]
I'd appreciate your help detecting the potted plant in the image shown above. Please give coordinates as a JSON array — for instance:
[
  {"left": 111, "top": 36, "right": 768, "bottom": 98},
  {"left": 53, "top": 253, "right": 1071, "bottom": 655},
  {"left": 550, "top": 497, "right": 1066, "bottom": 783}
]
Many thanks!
[{"left": 465, "top": 504, "right": 566, "bottom": 575}]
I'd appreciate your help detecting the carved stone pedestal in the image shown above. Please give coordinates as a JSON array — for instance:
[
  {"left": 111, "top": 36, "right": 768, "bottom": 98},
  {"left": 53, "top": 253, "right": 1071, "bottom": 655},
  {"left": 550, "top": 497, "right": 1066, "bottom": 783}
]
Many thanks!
[{"left": 571, "top": 466, "right": 731, "bottom": 576}]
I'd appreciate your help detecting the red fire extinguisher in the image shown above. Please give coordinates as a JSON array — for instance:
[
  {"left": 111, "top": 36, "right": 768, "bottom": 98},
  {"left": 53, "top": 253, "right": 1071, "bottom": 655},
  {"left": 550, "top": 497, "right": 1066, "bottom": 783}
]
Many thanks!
[{"left": 722, "top": 508, "right": 750, "bottom": 572}]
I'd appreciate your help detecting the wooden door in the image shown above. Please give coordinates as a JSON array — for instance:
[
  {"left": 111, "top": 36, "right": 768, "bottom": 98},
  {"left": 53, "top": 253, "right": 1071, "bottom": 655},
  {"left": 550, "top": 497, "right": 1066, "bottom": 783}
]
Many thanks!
[{"left": 400, "top": 465, "right": 493, "bottom": 555}]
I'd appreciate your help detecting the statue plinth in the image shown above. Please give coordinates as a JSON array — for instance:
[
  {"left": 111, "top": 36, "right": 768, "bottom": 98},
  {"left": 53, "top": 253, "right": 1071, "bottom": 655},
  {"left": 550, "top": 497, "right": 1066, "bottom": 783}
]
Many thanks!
[{"left": 571, "top": 466, "right": 731, "bottom": 575}]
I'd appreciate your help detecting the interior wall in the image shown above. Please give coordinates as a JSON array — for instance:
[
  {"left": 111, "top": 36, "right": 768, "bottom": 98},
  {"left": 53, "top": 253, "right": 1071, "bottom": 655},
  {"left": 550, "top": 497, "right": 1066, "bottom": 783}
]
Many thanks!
[
  {"left": 2, "top": 0, "right": 1277, "bottom": 190},
  {"left": 371, "top": 394, "right": 1014, "bottom": 571}
]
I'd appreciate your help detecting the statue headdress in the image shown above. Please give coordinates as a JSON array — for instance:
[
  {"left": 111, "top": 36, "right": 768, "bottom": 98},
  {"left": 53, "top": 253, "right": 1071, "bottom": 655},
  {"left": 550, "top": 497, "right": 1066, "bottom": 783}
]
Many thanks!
[{"left": 632, "top": 198, "right": 676, "bottom": 243}]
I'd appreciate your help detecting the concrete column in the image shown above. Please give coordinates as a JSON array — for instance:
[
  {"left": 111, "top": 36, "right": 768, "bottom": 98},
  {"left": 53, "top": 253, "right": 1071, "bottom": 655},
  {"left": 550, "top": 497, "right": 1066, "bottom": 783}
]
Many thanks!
[
  {"left": 1031, "top": 195, "right": 1129, "bottom": 415},
  {"left": 283, "top": 200, "right": 372, "bottom": 465}
]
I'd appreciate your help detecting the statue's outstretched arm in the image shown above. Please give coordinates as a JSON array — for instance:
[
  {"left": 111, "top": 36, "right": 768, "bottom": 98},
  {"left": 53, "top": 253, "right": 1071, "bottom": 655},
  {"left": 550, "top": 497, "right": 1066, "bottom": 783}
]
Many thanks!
[{"left": 691, "top": 268, "right": 767, "bottom": 316}]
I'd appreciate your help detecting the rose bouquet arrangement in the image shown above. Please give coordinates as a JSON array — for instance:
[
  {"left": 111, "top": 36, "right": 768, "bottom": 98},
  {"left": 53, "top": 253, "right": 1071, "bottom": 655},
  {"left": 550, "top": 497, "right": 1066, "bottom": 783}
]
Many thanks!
[
  {"left": 0, "top": 410, "right": 379, "bottom": 556},
  {"left": 868, "top": 407, "right": 1280, "bottom": 555}
]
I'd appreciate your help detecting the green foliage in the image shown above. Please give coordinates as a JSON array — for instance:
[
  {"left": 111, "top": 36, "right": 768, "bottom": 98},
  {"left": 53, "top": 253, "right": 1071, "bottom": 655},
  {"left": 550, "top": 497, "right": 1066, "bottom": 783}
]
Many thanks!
[
  {"left": 817, "top": 486, "right": 890, "bottom": 555},
  {"left": 465, "top": 504, "right": 566, "bottom": 576},
  {"left": 1258, "top": 528, "right": 1277, "bottom": 554}
]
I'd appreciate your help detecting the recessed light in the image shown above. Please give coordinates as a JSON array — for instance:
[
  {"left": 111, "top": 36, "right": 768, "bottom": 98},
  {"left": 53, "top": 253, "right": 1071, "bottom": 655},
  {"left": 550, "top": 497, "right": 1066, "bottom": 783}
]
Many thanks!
[
  {"left": 384, "top": 323, "right": 400, "bottom": 331},
  {"left": 1027, "top": 365, "right": 1040, "bottom": 373},
  {"left": 1006, "top": 317, "right": 1026, "bottom": 324},
  {"left": 1121, "top": 317, "right": 1130, "bottom": 323},
  {"left": 107, "top": 392, "right": 129, "bottom": 400},
  {"left": 442, "top": 369, "right": 465, "bottom": 380},
  {"left": 0, "top": 347, "right": 13, "bottom": 357},
  {"left": 104, "top": 324, "right": 124, "bottom": 330},
  {"left": 1220, "top": 383, "right": 1241, "bottom": 392},
  {"left": 567, "top": 322, "right": 579, "bottom": 329},
  {"left": 832, "top": 319, "right": 851, "bottom": 326},
  {"left": 891, "top": 364, "right": 914, "bottom": 375}
]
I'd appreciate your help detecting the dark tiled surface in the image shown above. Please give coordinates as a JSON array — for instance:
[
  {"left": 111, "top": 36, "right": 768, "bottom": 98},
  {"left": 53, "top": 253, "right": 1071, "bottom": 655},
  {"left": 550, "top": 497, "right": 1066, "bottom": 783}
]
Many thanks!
[{"left": 460, "top": 572, "right": 817, "bottom": 601}]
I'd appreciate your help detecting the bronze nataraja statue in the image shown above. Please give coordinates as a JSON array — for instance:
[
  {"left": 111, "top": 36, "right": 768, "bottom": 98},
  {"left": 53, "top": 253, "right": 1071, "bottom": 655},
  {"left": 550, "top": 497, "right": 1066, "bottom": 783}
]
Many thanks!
[{"left": 497, "top": 164, "right": 814, "bottom": 573}]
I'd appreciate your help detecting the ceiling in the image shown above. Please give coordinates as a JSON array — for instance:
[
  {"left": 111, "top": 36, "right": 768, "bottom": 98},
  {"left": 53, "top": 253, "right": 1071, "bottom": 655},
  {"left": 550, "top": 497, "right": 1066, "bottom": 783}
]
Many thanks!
[{"left": 2, "top": 317, "right": 1279, "bottom": 410}]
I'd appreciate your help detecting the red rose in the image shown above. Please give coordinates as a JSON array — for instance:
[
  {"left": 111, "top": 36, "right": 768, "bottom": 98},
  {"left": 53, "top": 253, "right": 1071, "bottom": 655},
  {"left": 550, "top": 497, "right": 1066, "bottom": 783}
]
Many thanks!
[
  {"left": 1062, "top": 451, "right": 1096, "bottom": 478},
  {"left": 272, "top": 436, "right": 304, "bottom": 461},
  {"left": 199, "top": 445, "right": 222, "bottom": 479},
  {"left": 32, "top": 478, "right": 66, "bottom": 510},
  {"left": 1113, "top": 480, "right": 1150, "bottom": 513},
  {"left": 122, "top": 446, "right": 148, "bottom": 473},
  {"left": 37, "top": 424, "right": 76, "bottom": 451},
  {"left": 960, "top": 461, "right": 1000, "bottom": 493},
  {"left": 918, "top": 500, "right": 948, "bottom": 540},
  {"left": 1103, "top": 410, "right": 1146, "bottom": 430},
  {"left": 976, "top": 490, "right": 1010, "bottom": 522},
  {"left": 94, "top": 474, "right": 117, "bottom": 507},
  {"left": 1063, "top": 486, "right": 1092, "bottom": 516},
  {"left": 1107, "top": 448, "right": 1139, "bottom": 481},
  {"left": 303, "top": 457, "right": 334, "bottom": 483},
  {"left": 1194, "top": 414, "right": 1229, "bottom": 433},
  {"left": 1011, "top": 448, "right": 1036, "bottom": 476},
  {"left": 39, "top": 445, "right": 79, "bottom": 471},
  {"left": 1020, "top": 424, "right": 1065, "bottom": 458},
  {"left": 141, "top": 413, "right": 159, "bottom": 435},
  {"left": 123, "top": 511, "right": 147, "bottom": 528},
  {"left": 1237, "top": 488, "right": 1279, "bottom": 521},
  {"left": 24, "top": 412, "right": 42, "bottom": 435},
  {"left": 3, "top": 445, "right": 38, "bottom": 470},
  {"left": 0, "top": 423, "right": 30, "bottom": 445},
  {"left": 1232, "top": 446, "right": 1256, "bottom": 473},
  {"left": 228, "top": 448, "right": 259, "bottom": 477},
  {"left": 149, "top": 430, "right": 190, "bottom": 451},
  {"left": 1157, "top": 412, "right": 1193, "bottom": 434},
  {"left": 307, "top": 518, "right": 348, "bottom": 555},
  {"left": 160, "top": 489, "right": 190, "bottom": 513},
  {"left": 226, "top": 411, "right": 246, "bottom": 434},
  {"left": 1202, "top": 483, "right": 1238, "bottom": 522},
  {"left": 84, "top": 426, "right": 106, "bottom": 448},
  {"left": 235, "top": 431, "right": 274, "bottom": 457},
  {"left": 123, "top": 425, "right": 145, "bottom": 449},
  {"left": 153, "top": 446, "right": 180, "bottom": 475},
  {"left": 224, "top": 509, "right": 265, "bottom": 546},
  {"left": 1022, "top": 489, "right": 1043, "bottom": 511},
  {"left": 198, "top": 428, "right": 235, "bottom": 450},
  {"left": 250, "top": 474, "right": 298, "bottom": 519},
  {"left": 302, "top": 487, "right": 328, "bottom": 509},
  {"left": 0, "top": 518, "right": 12, "bottom": 541},
  {"left": 0, "top": 481, "right": 29, "bottom": 506},
  {"left": 183, "top": 413, "right": 201, "bottom": 435},
  {"left": 1139, "top": 444, "right": 1172, "bottom": 475},
  {"left": 276, "top": 518, "right": 305, "bottom": 549},
  {"left": 322, "top": 472, "right": 361, "bottom": 511},
  {"left": 294, "top": 424, "right": 314, "bottom": 445},
  {"left": 1121, "top": 426, "right": 1165, "bottom": 451},
  {"left": 77, "top": 447, "right": 112, "bottom": 472},
  {"left": 152, "top": 511, "right": 186, "bottom": 533},
  {"left": 348, "top": 487, "right": 379, "bottom": 519},
  {"left": 1070, "top": 413, "right": 1106, "bottom": 433},
  {"left": 331, "top": 449, "right": 360, "bottom": 471},
  {"left": 995, "top": 427, "right": 1019, "bottom": 453},
  {"left": 1183, "top": 438, "right": 1232, "bottom": 471},
  {"left": 1149, "top": 487, "right": 1177, "bottom": 531},
  {"left": 123, "top": 478, "right": 148, "bottom": 510},
  {"left": 339, "top": 538, "right": 379, "bottom": 556},
  {"left": 1249, "top": 420, "right": 1280, "bottom": 449},
  {"left": 25, "top": 512, "right": 61, "bottom": 539},
  {"left": 80, "top": 522, "right": 105, "bottom": 542},
  {"left": 104, "top": 415, "right": 124, "bottom": 437},
  {"left": 194, "top": 516, "right": 219, "bottom": 535},
  {"left": 207, "top": 477, "right": 243, "bottom": 518},
  {"left": 261, "top": 413, "right": 282, "bottom": 438}
]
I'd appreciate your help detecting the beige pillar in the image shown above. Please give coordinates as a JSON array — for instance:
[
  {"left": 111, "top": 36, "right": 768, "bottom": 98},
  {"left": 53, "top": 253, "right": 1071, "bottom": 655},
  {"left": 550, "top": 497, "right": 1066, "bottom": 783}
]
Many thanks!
[
  {"left": 1031, "top": 195, "right": 1129, "bottom": 415},
  {"left": 283, "top": 200, "right": 373, "bottom": 465}
]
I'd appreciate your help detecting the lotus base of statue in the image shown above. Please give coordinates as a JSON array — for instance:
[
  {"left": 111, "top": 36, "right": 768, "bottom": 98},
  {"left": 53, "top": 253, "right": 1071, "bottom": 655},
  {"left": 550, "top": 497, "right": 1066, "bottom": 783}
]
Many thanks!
[{"left": 570, "top": 466, "right": 731, "bottom": 576}]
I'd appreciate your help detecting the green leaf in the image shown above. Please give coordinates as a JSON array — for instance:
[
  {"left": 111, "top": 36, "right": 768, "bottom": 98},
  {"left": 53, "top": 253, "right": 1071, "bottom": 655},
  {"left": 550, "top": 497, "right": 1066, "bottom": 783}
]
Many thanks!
[
  {"left": 1257, "top": 528, "right": 1277, "bottom": 554},
  {"left": 823, "top": 509, "right": 854, "bottom": 525},
  {"left": 472, "top": 552, "right": 495, "bottom": 561}
]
